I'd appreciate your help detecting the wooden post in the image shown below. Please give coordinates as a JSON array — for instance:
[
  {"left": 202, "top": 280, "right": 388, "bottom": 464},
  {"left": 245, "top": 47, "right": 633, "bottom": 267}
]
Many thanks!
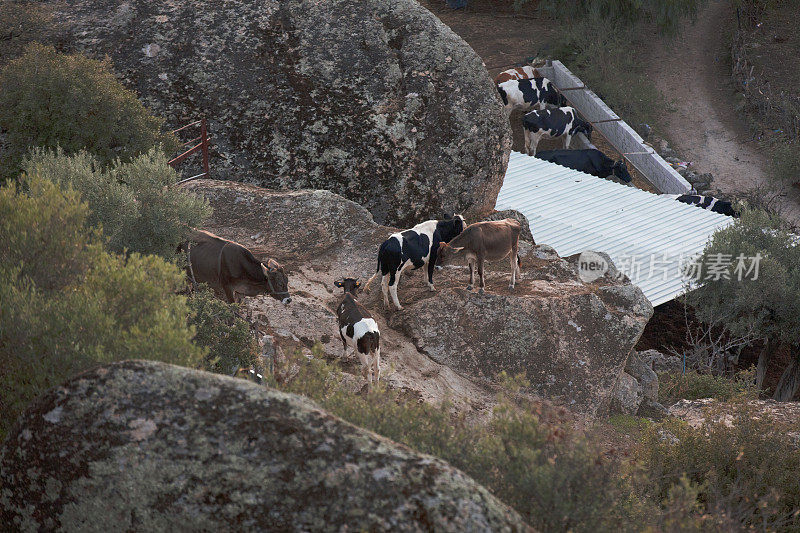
[{"left": 201, "top": 117, "right": 210, "bottom": 177}]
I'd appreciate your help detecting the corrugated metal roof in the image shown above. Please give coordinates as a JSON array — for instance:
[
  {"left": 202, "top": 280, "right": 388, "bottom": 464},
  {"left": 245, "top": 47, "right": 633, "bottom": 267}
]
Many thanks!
[{"left": 496, "top": 151, "right": 735, "bottom": 306}]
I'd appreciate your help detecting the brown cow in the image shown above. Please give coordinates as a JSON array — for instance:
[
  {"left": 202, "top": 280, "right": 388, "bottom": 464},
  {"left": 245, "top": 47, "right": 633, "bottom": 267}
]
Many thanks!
[
  {"left": 181, "top": 230, "right": 291, "bottom": 304},
  {"left": 494, "top": 65, "right": 539, "bottom": 85},
  {"left": 437, "top": 219, "right": 524, "bottom": 293}
]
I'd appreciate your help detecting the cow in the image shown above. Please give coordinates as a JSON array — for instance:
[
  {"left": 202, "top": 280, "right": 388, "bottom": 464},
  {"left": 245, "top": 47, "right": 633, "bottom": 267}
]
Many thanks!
[
  {"left": 535, "top": 149, "right": 632, "bottom": 183},
  {"left": 436, "top": 219, "right": 523, "bottom": 294},
  {"left": 662, "top": 194, "right": 740, "bottom": 217},
  {"left": 181, "top": 230, "right": 291, "bottom": 304},
  {"left": 364, "top": 214, "right": 465, "bottom": 310},
  {"left": 494, "top": 65, "right": 539, "bottom": 84},
  {"left": 497, "top": 77, "right": 563, "bottom": 112},
  {"left": 334, "top": 278, "right": 381, "bottom": 388},
  {"left": 522, "top": 106, "right": 592, "bottom": 156}
]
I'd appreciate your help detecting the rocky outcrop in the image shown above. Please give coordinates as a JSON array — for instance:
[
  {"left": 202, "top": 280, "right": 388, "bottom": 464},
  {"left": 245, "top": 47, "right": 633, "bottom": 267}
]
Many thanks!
[
  {"left": 183, "top": 180, "right": 653, "bottom": 418},
  {"left": 50, "top": 0, "right": 511, "bottom": 226},
  {"left": 639, "top": 349, "right": 683, "bottom": 374},
  {"left": 390, "top": 253, "right": 653, "bottom": 418},
  {"left": 0, "top": 360, "right": 531, "bottom": 532},
  {"left": 483, "top": 209, "right": 534, "bottom": 242},
  {"left": 612, "top": 351, "right": 667, "bottom": 418}
]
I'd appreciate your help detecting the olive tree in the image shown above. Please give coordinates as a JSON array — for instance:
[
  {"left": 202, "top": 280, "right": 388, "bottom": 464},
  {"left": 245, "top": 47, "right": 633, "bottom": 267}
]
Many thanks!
[{"left": 688, "top": 208, "right": 800, "bottom": 400}]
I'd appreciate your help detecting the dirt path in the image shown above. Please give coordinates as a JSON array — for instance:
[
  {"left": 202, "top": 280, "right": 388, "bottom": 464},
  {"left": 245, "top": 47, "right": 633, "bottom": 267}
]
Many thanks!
[{"left": 646, "top": 0, "right": 800, "bottom": 219}]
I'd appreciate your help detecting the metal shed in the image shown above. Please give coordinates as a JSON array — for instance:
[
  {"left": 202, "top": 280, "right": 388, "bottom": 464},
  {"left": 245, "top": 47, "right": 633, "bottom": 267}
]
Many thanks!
[{"left": 496, "top": 151, "right": 735, "bottom": 306}]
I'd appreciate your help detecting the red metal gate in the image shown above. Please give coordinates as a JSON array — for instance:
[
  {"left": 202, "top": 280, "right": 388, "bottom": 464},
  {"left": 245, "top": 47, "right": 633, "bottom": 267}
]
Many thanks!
[{"left": 169, "top": 117, "right": 210, "bottom": 184}]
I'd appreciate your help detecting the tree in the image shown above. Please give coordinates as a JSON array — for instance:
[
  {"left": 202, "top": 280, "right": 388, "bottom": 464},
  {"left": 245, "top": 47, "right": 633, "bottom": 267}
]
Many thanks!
[
  {"left": 688, "top": 208, "right": 800, "bottom": 400},
  {"left": 0, "top": 174, "right": 205, "bottom": 439},
  {"left": 0, "top": 43, "right": 178, "bottom": 180},
  {"left": 22, "top": 148, "right": 211, "bottom": 259}
]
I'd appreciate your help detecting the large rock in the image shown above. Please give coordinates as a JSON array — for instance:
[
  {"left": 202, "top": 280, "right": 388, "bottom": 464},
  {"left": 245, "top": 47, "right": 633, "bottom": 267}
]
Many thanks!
[
  {"left": 183, "top": 180, "right": 653, "bottom": 418},
  {"left": 50, "top": 0, "right": 511, "bottom": 226},
  {"left": 0, "top": 361, "right": 531, "bottom": 532},
  {"left": 390, "top": 253, "right": 653, "bottom": 418}
]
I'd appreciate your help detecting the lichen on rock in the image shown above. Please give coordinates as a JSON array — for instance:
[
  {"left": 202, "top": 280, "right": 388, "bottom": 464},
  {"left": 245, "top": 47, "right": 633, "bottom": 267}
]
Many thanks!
[{"left": 0, "top": 361, "right": 532, "bottom": 532}]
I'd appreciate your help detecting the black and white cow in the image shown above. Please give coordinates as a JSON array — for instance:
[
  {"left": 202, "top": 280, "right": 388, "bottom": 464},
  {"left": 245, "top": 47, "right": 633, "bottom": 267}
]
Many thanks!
[
  {"left": 535, "top": 149, "right": 632, "bottom": 183},
  {"left": 364, "top": 214, "right": 466, "bottom": 310},
  {"left": 497, "top": 77, "right": 563, "bottom": 111},
  {"left": 522, "top": 106, "right": 593, "bottom": 155},
  {"left": 334, "top": 278, "right": 381, "bottom": 387},
  {"left": 663, "top": 194, "right": 740, "bottom": 217}
]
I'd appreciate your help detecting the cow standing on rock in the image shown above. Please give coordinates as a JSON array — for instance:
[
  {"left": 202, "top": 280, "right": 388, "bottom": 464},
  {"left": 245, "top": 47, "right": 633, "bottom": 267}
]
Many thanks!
[
  {"left": 181, "top": 230, "right": 291, "bottom": 304},
  {"left": 437, "top": 219, "right": 523, "bottom": 294},
  {"left": 364, "top": 214, "right": 465, "bottom": 310},
  {"left": 334, "top": 278, "right": 381, "bottom": 388}
]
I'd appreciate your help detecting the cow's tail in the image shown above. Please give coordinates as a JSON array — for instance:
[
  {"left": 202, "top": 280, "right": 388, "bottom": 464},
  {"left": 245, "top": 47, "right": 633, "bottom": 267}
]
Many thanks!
[{"left": 363, "top": 241, "right": 387, "bottom": 293}]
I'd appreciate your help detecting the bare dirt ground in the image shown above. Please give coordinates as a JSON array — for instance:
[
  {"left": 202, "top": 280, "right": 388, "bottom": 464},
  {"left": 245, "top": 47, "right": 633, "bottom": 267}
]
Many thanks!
[{"left": 646, "top": 0, "right": 800, "bottom": 219}]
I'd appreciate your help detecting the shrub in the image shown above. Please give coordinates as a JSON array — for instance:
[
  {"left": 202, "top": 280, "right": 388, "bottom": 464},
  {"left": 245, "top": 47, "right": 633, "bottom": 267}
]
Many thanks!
[
  {"left": 0, "top": 43, "right": 178, "bottom": 180},
  {"left": 22, "top": 148, "right": 211, "bottom": 259},
  {"left": 638, "top": 412, "right": 800, "bottom": 530},
  {"left": 549, "top": 16, "right": 665, "bottom": 128},
  {"left": 537, "top": 0, "right": 702, "bottom": 34},
  {"left": 187, "top": 286, "right": 260, "bottom": 375},
  {"left": 689, "top": 208, "right": 800, "bottom": 400},
  {"left": 276, "top": 352, "right": 654, "bottom": 532},
  {"left": 658, "top": 369, "right": 760, "bottom": 405},
  {"left": 0, "top": 174, "right": 205, "bottom": 440}
]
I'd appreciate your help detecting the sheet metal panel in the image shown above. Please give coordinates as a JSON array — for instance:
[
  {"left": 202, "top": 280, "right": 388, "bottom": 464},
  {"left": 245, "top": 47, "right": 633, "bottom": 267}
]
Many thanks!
[{"left": 496, "top": 152, "right": 734, "bottom": 306}]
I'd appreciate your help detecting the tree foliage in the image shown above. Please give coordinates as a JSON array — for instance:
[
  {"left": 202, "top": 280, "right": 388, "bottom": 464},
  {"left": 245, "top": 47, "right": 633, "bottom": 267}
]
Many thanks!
[
  {"left": 22, "top": 148, "right": 211, "bottom": 259},
  {"left": 0, "top": 43, "right": 178, "bottom": 180},
  {"left": 0, "top": 175, "right": 205, "bottom": 440}
]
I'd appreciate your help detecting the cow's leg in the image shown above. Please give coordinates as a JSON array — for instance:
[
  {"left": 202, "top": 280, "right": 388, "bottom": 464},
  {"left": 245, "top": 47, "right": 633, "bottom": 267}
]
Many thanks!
[
  {"left": 381, "top": 274, "right": 391, "bottom": 309},
  {"left": 564, "top": 133, "right": 572, "bottom": 150},
  {"left": 426, "top": 257, "right": 437, "bottom": 292},
  {"left": 524, "top": 129, "right": 531, "bottom": 155},
  {"left": 509, "top": 242, "right": 519, "bottom": 290},
  {"left": 531, "top": 132, "right": 542, "bottom": 155},
  {"left": 373, "top": 348, "right": 381, "bottom": 384},
  {"left": 357, "top": 350, "right": 372, "bottom": 389},
  {"left": 478, "top": 257, "right": 486, "bottom": 294},
  {"left": 223, "top": 285, "right": 236, "bottom": 304},
  {"left": 340, "top": 332, "right": 348, "bottom": 353},
  {"left": 389, "top": 266, "right": 404, "bottom": 310},
  {"left": 467, "top": 259, "right": 475, "bottom": 291}
]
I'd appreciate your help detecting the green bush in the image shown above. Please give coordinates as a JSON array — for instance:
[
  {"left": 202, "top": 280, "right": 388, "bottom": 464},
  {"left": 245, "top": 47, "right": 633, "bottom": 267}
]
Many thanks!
[
  {"left": 0, "top": 175, "right": 205, "bottom": 440},
  {"left": 689, "top": 208, "right": 800, "bottom": 400},
  {"left": 276, "top": 352, "right": 655, "bottom": 532},
  {"left": 658, "top": 369, "right": 760, "bottom": 405},
  {"left": 187, "top": 286, "right": 260, "bottom": 375},
  {"left": 549, "top": 16, "right": 665, "bottom": 128},
  {"left": 22, "top": 148, "right": 211, "bottom": 259},
  {"left": 638, "top": 413, "right": 800, "bottom": 530},
  {"left": 0, "top": 43, "right": 178, "bottom": 180}
]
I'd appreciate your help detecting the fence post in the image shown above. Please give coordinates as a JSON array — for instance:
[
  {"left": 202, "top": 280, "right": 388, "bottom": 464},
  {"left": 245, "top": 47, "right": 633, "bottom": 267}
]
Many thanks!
[{"left": 201, "top": 117, "right": 210, "bottom": 177}]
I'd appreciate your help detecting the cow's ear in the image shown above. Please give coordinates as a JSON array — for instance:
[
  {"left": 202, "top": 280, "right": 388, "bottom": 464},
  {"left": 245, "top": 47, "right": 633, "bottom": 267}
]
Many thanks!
[
  {"left": 334, "top": 281, "right": 343, "bottom": 288},
  {"left": 355, "top": 281, "right": 361, "bottom": 288},
  {"left": 442, "top": 212, "right": 453, "bottom": 220}
]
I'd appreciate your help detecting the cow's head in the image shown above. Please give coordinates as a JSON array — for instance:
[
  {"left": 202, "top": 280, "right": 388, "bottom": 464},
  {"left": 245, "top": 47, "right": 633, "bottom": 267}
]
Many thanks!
[
  {"left": 334, "top": 278, "right": 361, "bottom": 296},
  {"left": 438, "top": 213, "right": 466, "bottom": 243},
  {"left": 261, "top": 259, "right": 291, "bottom": 304},
  {"left": 436, "top": 242, "right": 465, "bottom": 266},
  {"left": 612, "top": 160, "right": 632, "bottom": 183},
  {"left": 577, "top": 119, "right": 593, "bottom": 138}
]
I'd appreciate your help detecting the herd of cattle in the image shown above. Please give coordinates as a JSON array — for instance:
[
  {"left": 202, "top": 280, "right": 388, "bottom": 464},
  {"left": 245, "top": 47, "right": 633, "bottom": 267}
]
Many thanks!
[
  {"left": 494, "top": 65, "right": 739, "bottom": 217},
  {"left": 182, "top": 65, "right": 741, "bottom": 386},
  {"left": 184, "top": 215, "right": 523, "bottom": 388}
]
